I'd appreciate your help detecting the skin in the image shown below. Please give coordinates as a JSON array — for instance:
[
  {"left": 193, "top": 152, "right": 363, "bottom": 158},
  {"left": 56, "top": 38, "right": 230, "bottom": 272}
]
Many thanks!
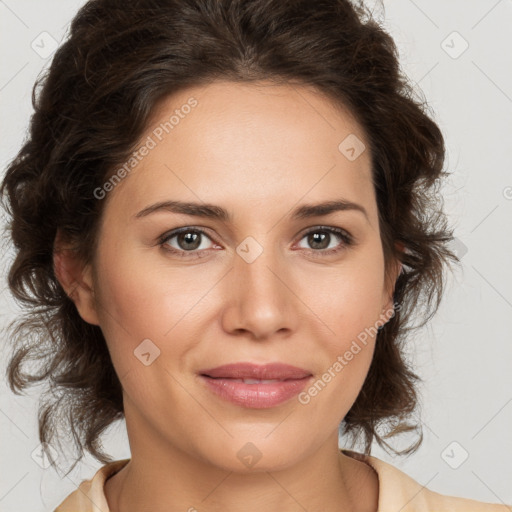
[{"left": 54, "top": 80, "right": 402, "bottom": 512}]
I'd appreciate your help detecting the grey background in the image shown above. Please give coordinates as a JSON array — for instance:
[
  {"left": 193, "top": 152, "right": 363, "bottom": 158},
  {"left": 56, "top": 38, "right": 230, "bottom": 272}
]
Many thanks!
[{"left": 1, "top": 1, "right": 511, "bottom": 510}]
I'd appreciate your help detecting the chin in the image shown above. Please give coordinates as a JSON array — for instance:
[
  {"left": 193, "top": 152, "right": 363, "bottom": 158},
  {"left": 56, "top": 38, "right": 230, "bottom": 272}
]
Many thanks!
[{"left": 198, "top": 438, "right": 304, "bottom": 473}]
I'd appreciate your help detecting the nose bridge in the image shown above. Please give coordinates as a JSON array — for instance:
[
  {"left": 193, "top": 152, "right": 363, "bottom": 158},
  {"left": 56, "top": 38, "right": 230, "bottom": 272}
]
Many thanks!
[
  {"left": 222, "top": 234, "right": 294, "bottom": 337},
  {"left": 235, "top": 234, "right": 286, "bottom": 302}
]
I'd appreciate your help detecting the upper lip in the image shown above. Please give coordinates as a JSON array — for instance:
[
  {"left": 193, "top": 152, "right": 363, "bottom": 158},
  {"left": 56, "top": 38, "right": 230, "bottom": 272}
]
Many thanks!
[{"left": 199, "top": 362, "right": 312, "bottom": 380}]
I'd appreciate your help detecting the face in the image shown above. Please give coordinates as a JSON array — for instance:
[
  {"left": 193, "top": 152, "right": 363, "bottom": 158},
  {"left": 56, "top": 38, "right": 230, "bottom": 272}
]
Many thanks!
[{"left": 68, "top": 80, "right": 400, "bottom": 472}]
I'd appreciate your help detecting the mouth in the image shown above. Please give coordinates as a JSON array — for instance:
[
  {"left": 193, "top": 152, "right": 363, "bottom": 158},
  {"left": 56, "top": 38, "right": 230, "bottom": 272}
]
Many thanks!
[
  {"left": 199, "top": 362, "right": 312, "bottom": 380},
  {"left": 198, "top": 362, "right": 312, "bottom": 408}
]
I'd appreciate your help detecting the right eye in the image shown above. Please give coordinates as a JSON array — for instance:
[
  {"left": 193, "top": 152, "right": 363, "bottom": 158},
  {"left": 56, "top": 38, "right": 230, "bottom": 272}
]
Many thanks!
[{"left": 158, "top": 227, "right": 219, "bottom": 258}]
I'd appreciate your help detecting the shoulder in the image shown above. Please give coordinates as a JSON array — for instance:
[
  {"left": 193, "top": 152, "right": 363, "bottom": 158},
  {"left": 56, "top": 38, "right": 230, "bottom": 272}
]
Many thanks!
[
  {"left": 54, "top": 459, "right": 130, "bottom": 512},
  {"left": 341, "top": 449, "right": 510, "bottom": 512}
]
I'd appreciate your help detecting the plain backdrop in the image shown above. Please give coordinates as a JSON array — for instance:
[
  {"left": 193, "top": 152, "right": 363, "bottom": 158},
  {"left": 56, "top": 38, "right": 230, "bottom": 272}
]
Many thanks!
[{"left": 1, "top": 1, "right": 511, "bottom": 511}]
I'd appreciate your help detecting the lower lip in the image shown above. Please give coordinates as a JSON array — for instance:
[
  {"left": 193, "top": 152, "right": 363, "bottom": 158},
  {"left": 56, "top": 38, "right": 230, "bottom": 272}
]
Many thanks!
[{"left": 199, "top": 375, "right": 312, "bottom": 408}]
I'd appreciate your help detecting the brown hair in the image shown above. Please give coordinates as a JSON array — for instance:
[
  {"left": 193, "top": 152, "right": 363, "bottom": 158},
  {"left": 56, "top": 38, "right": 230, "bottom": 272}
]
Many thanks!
[{"left": 1, "top": 0, "right": 459, "bottom": 475}]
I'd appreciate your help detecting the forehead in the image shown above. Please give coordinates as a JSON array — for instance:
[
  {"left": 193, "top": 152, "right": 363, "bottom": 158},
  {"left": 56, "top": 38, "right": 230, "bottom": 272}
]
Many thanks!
[{"left": 105, "top": 80, "right": 377, "bottom": 225}]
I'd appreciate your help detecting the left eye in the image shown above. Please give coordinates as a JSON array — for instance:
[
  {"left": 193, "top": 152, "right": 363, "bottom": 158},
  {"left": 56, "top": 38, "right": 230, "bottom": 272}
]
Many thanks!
[{"left": 296, "top": 228, "right": 352, "bottom": 252}]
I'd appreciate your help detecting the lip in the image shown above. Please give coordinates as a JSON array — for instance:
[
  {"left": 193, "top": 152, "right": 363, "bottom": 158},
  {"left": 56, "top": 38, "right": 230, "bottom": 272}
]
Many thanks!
[
  {"left": 198, "top": 362, "right": 313, "bottom": 409},
  {"left": 199, "top": 362, "right": 312, "bottom": 380}
]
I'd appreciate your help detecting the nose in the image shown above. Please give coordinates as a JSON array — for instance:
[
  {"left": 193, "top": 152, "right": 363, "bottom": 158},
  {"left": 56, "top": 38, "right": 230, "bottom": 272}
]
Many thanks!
[{"left": 220, "top": 241, "right": 298, "bottom": 341}]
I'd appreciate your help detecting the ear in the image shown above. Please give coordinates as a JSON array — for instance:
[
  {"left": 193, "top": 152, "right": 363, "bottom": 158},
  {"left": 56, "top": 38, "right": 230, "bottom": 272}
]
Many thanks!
[
  {"left": 380, "top": 241, "right": 404, "bottom": 320},
  {"left": 53, "top": 229, "right": 100, "bottom": 326}
]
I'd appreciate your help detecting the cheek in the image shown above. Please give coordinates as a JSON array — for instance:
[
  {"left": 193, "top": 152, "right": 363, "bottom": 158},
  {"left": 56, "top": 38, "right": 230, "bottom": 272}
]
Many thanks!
[
  {"left": 304, "top": 254, "right": 385, "bottom": 344},
  {"left": 91, "top": 251, "right": 196, "bottom": 411},
  {"left": 91, "top": 241, "right": 220, "bottom": 381},
  {"left": 91, "top": 245, "right": 175, "bottom": 365},
  {"left": 301, "top": 253, "right": 385, "bottom": 391},
  {"left": 297, "top": 279, "right": 382, "bottom": 419},
  {"left": 94, "top": 242, "right": 192, "bottom": 331}
]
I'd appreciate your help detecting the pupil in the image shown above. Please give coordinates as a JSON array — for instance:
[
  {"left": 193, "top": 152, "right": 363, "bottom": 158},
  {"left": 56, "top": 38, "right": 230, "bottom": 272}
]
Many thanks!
[
  {"left": 310, "top": 232, "right": 328, "bottom": 249},
  {"left": 179, "top": 232, "right": 200, "bottom": 250}
]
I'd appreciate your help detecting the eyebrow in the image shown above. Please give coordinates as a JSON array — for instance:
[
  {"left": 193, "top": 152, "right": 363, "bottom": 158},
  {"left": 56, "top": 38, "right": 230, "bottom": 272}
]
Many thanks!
[{"left": 134, "top": 199, "right": 369, "bottom": 222}]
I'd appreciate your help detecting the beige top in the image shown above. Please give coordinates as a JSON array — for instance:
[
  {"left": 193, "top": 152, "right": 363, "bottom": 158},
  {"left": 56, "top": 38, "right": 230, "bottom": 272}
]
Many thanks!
[{"left": 54, "top": 449, "right": 510, "bottom": 511}]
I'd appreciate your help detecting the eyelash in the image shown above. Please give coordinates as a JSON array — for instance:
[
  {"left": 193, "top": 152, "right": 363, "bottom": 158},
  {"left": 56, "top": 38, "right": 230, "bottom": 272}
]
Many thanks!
[{"left": 158, "top": 226, "right": 354, "bottom": 259}]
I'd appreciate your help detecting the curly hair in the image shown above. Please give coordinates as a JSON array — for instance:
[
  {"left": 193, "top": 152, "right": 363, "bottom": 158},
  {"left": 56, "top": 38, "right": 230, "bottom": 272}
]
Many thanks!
[{"left": 1, "top": 0, "right": 459, "bottom": 475}]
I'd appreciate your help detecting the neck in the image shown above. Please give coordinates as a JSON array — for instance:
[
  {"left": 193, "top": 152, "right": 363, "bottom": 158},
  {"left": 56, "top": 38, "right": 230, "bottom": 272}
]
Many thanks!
[
  {"left": 106, "top": 444, "right": 377, "bottom": 512},
  {"left": 104, "top": 405, "right": 378, "bottom": 512}
]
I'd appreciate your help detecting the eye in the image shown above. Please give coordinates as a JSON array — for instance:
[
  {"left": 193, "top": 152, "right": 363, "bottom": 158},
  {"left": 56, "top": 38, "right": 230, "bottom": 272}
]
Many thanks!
[
  {"left": 159, "top": 227, "right": 218, "bottom": 258},
  {"left": 295, "top": 226, "right": 354, "bottom": 256},
  {"left": 158, "top": 225, "right": 354, "bottom": 259}
]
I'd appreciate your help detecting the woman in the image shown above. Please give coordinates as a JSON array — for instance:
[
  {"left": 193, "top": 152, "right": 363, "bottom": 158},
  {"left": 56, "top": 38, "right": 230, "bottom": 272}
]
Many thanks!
[{"left": 1, "top": 0, "right": 508, "bottom": 511}]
